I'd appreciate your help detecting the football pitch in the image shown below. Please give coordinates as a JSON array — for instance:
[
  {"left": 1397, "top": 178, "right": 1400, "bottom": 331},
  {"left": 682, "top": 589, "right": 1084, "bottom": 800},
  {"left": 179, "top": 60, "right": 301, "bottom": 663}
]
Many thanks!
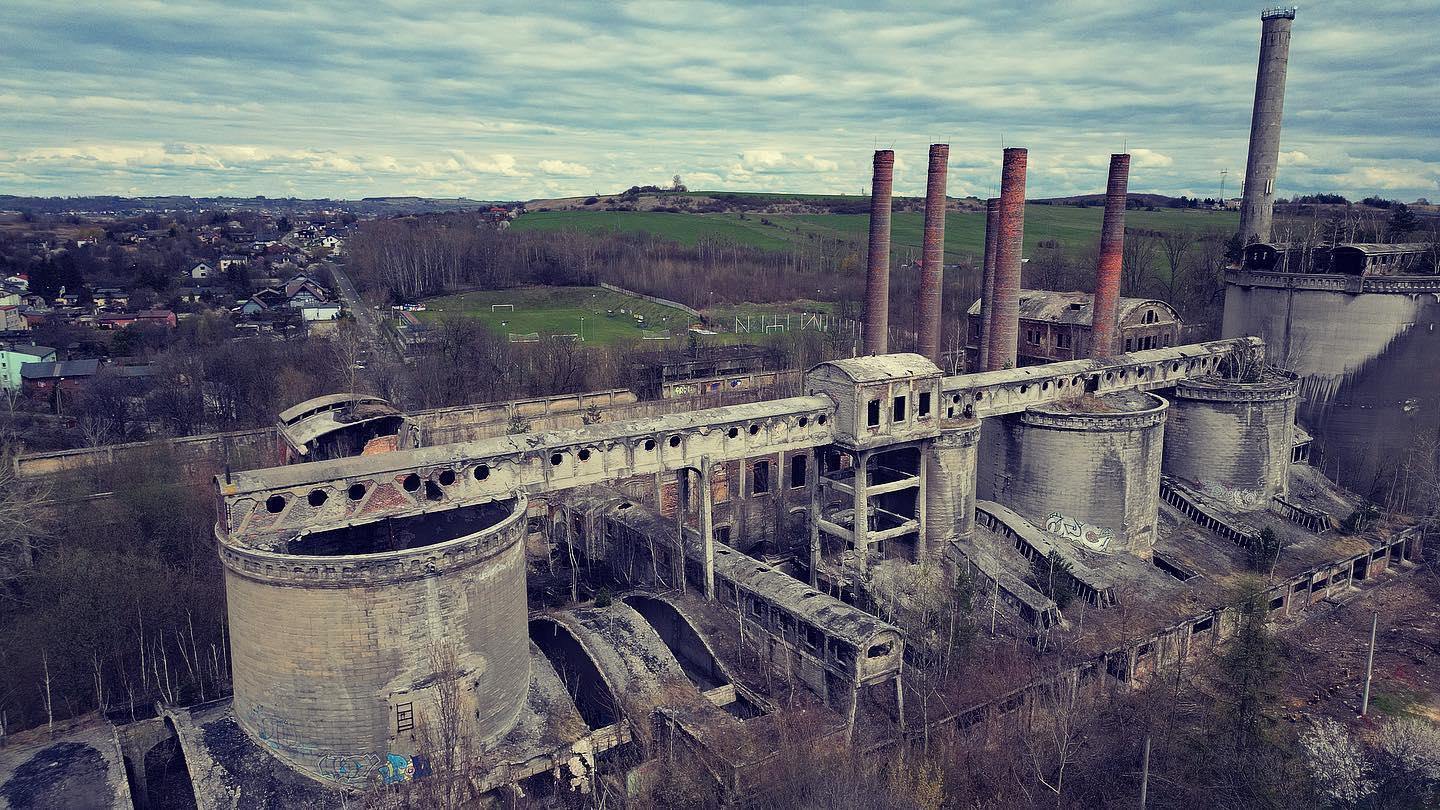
[{"left": 415, "top": 286, "right": 701, "bottom": 345}]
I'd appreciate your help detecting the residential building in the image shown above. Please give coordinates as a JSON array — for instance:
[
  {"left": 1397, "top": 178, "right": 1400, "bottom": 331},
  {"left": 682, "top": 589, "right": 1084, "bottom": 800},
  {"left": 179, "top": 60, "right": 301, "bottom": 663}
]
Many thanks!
[{"left": 0, "top": 343, "right": 57, "bottom": 391}]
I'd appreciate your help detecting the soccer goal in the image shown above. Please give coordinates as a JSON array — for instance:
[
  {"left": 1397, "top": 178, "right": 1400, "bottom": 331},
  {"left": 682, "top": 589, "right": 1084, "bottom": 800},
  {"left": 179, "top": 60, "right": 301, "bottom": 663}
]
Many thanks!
[
  {"left": 641, "top": 330, "right": 672, "bottom": 341},
  {"left": 491, "top": 304, "right": 515, "bottom": 313},
  {"left": 507, "top": 332, "right": 540, "bottom": 343}
]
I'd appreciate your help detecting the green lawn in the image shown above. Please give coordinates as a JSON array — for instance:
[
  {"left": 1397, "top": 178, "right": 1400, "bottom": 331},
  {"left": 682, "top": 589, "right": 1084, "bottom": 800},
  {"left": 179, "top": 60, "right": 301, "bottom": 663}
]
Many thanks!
[
  {"left": 513, "top": 205, "right": 1238, "bottom": 261},
  {"left": 416, "top": 286, "right": 704, "bottom": 346}
]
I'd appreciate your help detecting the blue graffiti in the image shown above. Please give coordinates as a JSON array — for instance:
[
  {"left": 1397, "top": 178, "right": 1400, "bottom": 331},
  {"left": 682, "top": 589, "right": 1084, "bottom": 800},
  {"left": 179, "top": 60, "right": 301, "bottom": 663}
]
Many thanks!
[{"left": 379, "top": 753, "right": 432, "bottom": 784}]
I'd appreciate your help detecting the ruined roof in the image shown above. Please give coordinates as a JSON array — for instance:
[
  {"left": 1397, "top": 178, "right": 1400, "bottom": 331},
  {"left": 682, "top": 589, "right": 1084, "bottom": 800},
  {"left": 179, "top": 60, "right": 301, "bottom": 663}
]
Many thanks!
[
  {"left": 278, "top": 399, "right": 404, "bottom": 454},
  {"left": 1331, "top": 242, "right": 1432, "bottom": 256},
  {"left": 807, "top": 353, "right": 941, "bottom": 383},
  {"left": 277, "top": 393, "right": 395, "bottom": 426},
  {"left": 965, "top": 289, "right": 1178, "bottom": 326},
  {"left": 712, "top": 545, "right": 900, "bottom": 650}
]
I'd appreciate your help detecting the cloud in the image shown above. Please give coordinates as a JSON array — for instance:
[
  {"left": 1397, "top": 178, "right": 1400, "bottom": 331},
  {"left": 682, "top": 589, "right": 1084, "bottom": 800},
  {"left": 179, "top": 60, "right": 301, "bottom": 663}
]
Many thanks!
[
  {"left": 538, "top": 159, "right": 592, "bottom": 177},
  {"left": 0, "top": 0, "right": 1434, "bottom": 200}
]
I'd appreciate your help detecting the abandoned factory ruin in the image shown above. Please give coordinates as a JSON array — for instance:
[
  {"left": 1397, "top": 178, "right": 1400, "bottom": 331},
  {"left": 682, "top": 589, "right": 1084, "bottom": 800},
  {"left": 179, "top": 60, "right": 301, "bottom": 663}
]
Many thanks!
[{"left": 10, "top": 7, "right": 1437, "bottom": 808}]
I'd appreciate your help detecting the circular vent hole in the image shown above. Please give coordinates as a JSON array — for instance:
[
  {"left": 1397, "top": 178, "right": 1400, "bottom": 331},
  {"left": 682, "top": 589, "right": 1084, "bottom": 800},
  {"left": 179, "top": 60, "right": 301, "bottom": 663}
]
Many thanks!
[
  {"left": 402, "top": 473, "right": 421, "bottom": 492},
  {"left": 308, "top": 489, "right": 328, "bottom": 507},
  {"left": 748, "top": 424, "right": 760, "bottom": 435},
  {"left": 817, "top": 415, "right": 827, "bottom": 425},
  {"left": 474, "top": 464, "right": 490, "bottom": 480},
  {"left": 798, "top": 416, "right": 808, "bottom": 427},
  {"left": 550, "top": 452, "right": 564, "bottom": 465},
  {"left": 578, "top": 449, "right": 592, "bottom": 461},
  {"left": 728, "top": 427, "right": 739, "bottom": 439},
  {"left": 644, "top": 439, "right": 656, "bottom": 451},
  {"left": 347, "top": 483, "right": 367, "bottom": 501},
  {"left": 265, "top": 495, "right": 286, "bottom": 514},
  {"left": 438, "top": 469, "right": 456, "bottom": 486},
  {"left": 668, "top": 436, "right": 681, "bottom": 448}
]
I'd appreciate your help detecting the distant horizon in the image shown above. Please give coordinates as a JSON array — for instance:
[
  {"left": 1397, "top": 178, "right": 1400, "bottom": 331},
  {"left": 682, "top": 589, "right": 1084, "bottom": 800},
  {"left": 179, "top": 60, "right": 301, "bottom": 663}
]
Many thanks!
[{"left": 3, "top": 1, "right": 1436, "bottom": 202}]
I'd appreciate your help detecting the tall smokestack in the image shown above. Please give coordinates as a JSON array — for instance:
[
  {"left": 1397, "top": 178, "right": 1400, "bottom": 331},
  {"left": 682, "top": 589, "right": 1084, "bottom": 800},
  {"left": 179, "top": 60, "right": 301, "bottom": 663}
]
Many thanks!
[
  {"left": 986, "top": 148, "right": 1027, "bottom": 370},
  {"left": 863, "top": 149, "right": 895, "bottom": 355},
  {"left": 1090, "top": 153, "right": 1130, "bottom": 358},
  {"left": 1238, "top": 7, "right": 1295, "bottom": 245},
  {"left": 977, "top": 198, "right": 1000, "bottom": 371},
  {"left": 917, "top": 144, "right": 948, "bottom": 364}
]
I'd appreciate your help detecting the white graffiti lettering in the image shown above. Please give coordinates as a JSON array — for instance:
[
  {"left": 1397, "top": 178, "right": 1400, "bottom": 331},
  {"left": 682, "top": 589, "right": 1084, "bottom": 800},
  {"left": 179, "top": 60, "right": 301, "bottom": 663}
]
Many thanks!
[{"left": 1044, "top": 511, "right": 1115, "bottom": 553}]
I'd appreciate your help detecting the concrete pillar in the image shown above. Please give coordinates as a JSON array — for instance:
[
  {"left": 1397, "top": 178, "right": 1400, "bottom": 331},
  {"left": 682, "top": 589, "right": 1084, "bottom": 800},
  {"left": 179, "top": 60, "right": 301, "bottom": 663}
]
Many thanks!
[
  {"left": 863, "top": 150, "right": 895, "bottom": 356},
  {"left": 1238, "top": 8, "right": 1296, "bottom": 245},
  {"left": 852, "top": 449, "right": 870, "bottom": 566},
  {"left": 1090, "top": 153, "right": 1130, "bottom": 358},
  {"left": 923, "top": 421, "right": 981, "bottom": 560},
  {"left": 917, "top": 143, "right": 949, "bottom": 363},
  {"left": 977, "top": 197, "right": 1000, "bottom": 371},
  {"left": 700, "top": 458, "right": 714, "bottom": 600},
  {"left": 809, "top": 448, "right": 822, "bottom": 587},
  {"left": 675, "top": 469, "right": 688, "bottom": 593},
  {"left": 986, "top": 148, "right": 1027, "bottom": 370}
]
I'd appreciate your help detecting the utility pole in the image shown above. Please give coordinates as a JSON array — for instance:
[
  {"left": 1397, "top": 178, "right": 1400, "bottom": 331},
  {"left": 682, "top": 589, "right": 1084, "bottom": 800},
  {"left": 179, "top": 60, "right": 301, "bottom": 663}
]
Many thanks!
[
  {"left": 1361, "top": 610, "right": 1378, "bottom": 716},
  {"left": 1139, "top": 733, "right": 1152, "bottom": 808}
]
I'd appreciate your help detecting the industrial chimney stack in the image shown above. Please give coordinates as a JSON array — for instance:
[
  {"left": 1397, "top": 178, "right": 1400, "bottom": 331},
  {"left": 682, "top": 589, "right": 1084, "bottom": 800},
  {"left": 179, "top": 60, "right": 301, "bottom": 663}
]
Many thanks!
[
  {"left": 863, "top": 150, "right": 895, "bottom": 355},
  {"left": 1238, "top": 7, "right": 1296, "bottom": 245},
  {"left": 977, "top": 197, "right": 1000, "bottom": 371},
  {"left": 1090, "top": 153, "right": 1130, "bottom": 358},
  {"left": 986, "top": 148, "right": 1027, "bottom": 370},
  {"left": 917, "top": 144, "right": 949, "bottom": 364}
]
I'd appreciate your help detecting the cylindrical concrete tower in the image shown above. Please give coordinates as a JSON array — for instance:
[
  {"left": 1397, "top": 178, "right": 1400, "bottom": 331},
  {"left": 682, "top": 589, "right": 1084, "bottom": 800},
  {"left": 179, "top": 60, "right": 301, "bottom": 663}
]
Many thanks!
[
  {"left": 987, "top": 148, "right": 1027, "bottom": 370},
  {"left": 917, "top": 143, "right": 949, "bottom": 364},
  {"left": 1238, "top": 7, "right": 1296, "bottom": 245},
  {"left": 1162, "top": 371, "right": 1298, "bottom": 505},
  {"left": 978, "top": 391, "right": 1168, "bottom": 558},
  {"left": 1090, "top": 153, "right": 1130, "bottom": 358},
  {"left": 863, "top": 150, "right": 895, "bottom": 355},
  {"left": 1223, "top": 273, "right": 1440, "bottom": 505},
  {"left": 977, "top": 197, "right": 1000, "bottom": 371},
  {"left": 923, "top": 419, "right": 981, "bottom": 560},
  {"left": 220, "top": 496, "right": 532, "bottom": 782}
]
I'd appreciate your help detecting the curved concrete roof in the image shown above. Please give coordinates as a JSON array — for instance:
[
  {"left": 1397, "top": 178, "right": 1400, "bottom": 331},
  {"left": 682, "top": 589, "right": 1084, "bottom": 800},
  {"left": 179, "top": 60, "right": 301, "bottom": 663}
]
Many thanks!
[{"left": 807, "top": 353, "right": 940, "bottom": 383}]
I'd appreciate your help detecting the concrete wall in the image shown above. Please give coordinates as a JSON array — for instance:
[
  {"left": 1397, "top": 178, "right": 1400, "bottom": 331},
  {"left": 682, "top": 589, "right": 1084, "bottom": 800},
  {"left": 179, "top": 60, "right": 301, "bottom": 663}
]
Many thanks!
[
  {"left": 220, "top": 497, "right": 531, "bottom": 782},
  {"left": 1163, "top": 375, "right": 1297, "bottom": 504},
  {"left": 1222, "top": 281, "right": 1440, "bottom": 501},
  {"left": 977, "top": 394, "right": 1167, "bottom": 558}
]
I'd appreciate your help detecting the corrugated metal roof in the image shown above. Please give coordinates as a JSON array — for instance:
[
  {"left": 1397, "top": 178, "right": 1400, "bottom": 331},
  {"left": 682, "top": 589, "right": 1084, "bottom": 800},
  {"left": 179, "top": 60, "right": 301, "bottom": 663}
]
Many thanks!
[{"left": 20, "top": 358, "right": 100, "bottom": 379}]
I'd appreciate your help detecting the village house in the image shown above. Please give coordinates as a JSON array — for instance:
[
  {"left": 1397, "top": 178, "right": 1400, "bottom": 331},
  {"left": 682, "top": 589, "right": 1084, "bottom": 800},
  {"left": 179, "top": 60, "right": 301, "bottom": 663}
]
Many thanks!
[
  {"left": 95, "top": 309, "right": 177, "bottom": 330},
  {"left": 190, "top": 261, "right": 217, "bottom": 280},
  {"left": 0, "top": 342, "right": 56, "bottom": 391},
  {"left": 20, "top": 357, "right": 100, "bottom": 400}
]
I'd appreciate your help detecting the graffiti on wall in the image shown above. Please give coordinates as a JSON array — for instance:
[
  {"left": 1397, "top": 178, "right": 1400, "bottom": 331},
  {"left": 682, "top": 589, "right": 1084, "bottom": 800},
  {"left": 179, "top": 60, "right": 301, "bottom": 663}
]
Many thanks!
[
  {"left": 380, "top": 753, "right": 432, "bottom": 784},
  {"left": 317, "top": 751, "right": 431, "bottom": 784},
  {"left": 1195, "top": 480, "right": 1268, "bottom": 511},
  {"left": 1044, "top": 512, "right": 1115, "bottom": 553}
]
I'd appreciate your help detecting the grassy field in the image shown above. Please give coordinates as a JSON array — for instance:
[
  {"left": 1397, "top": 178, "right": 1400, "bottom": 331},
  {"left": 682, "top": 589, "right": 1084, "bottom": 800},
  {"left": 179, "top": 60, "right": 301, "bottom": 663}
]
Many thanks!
[
  {"left": 512, "top": 205, "right": 1238, "bottom": 259},
  {"left": 416, "top": 286, "right": 705, "bottom": 346}
]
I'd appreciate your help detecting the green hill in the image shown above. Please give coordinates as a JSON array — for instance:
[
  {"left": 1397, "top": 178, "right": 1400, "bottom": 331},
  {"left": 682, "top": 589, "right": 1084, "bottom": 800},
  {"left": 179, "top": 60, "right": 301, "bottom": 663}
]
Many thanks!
[{"left": 510, "top": 205, "right": 1237, "bottom": 260}]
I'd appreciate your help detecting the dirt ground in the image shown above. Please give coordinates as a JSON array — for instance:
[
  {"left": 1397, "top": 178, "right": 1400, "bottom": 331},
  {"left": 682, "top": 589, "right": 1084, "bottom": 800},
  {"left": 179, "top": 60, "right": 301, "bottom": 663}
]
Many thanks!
[{"left": 1278, "top": 562, "right": 1440, "bottom": 730}]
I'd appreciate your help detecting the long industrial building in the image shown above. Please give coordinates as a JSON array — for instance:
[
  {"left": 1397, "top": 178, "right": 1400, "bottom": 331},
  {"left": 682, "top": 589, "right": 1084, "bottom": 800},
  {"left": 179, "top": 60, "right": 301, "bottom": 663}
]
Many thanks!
[{"left": 6, "top": 7, "right": 1436, "bottom": 808}]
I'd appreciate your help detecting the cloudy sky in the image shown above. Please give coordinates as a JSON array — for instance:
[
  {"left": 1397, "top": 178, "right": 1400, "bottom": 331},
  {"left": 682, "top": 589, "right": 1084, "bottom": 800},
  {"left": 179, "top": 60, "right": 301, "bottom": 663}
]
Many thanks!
[{"left": 2, "top": 1, "right": 1436, "bottom": 201}]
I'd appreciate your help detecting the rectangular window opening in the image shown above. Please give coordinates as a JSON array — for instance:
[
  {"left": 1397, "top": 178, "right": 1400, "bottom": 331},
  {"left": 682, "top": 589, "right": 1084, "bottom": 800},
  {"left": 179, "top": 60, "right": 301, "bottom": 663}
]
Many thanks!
[
  {"left": 917, "top": 391, "right": 931, "bottom": 418},
  {"left": 790, "top": 454, "right": 807, "bottom": 488},
  {"left": 892, "top": 395, "right": 907, "bottom": 423},
  {"left": 752, "top": 460, "right": 771, "bottom": 495},
  {"left": 867, "top": 399, "right": 881, "bottom": 427}
]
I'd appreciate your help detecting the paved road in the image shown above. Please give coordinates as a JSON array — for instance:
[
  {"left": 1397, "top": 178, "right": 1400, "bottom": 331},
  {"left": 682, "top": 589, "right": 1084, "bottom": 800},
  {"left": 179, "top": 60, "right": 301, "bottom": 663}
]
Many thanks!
[{"left": 325, "top": 259, "right": 395, "bottom": 362}]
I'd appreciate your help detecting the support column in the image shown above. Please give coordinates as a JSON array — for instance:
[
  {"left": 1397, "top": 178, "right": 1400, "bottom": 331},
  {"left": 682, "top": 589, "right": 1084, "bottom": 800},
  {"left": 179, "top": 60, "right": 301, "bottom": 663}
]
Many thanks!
[
  {"left": 809, "top": 448, "right": 822, "bottom": 587},
  {"left": 852, "top": 450, "right": 870, "bottom": 567},
  {"left": 987, "top": 147, "right": 1027, "bottom": 371},
  {"left": 977, "top": 197, "right": 1000, "bottom": 371},
  {"left": 674, "top": 469, "right": 688, "bottom": 594},
  {"left": 699, "top": 458, "right": 714, "bottom": 600}
]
